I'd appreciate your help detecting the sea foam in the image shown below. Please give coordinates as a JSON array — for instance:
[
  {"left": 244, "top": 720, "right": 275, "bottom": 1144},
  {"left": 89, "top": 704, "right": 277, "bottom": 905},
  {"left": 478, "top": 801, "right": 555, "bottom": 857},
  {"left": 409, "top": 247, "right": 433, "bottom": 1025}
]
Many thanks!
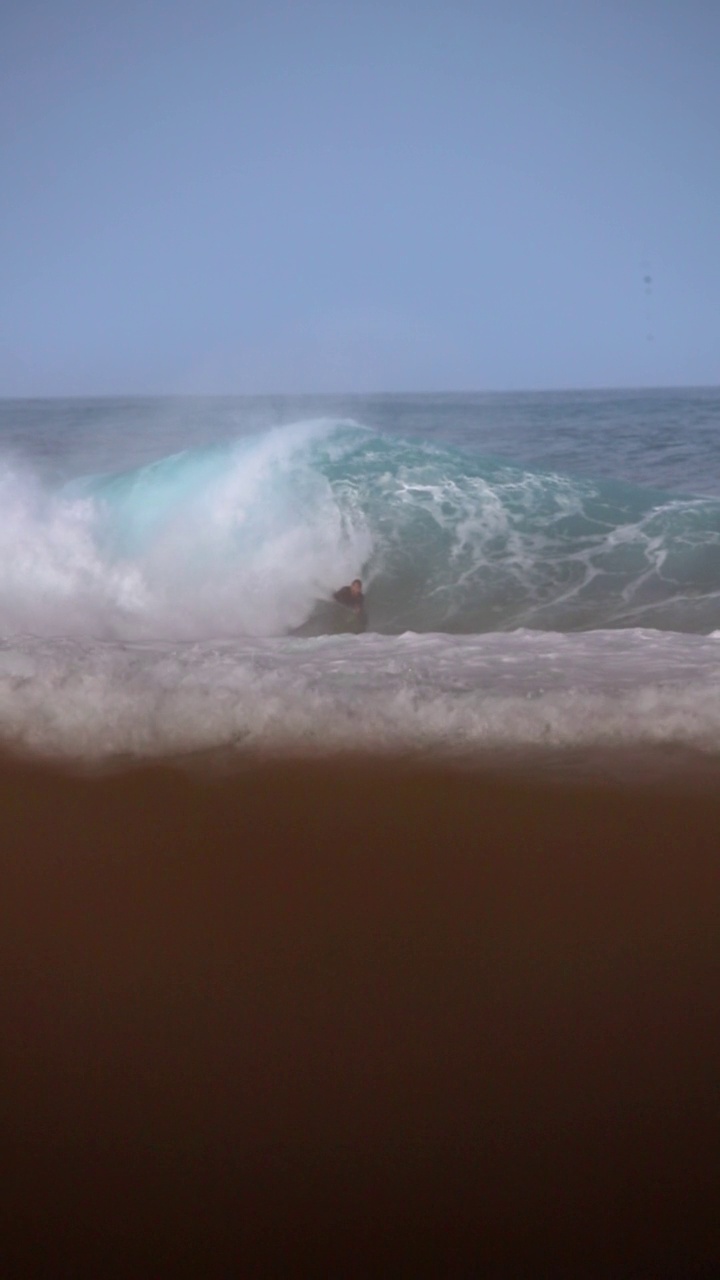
[{"left": 2, "top": 629, "right": 720, "bottom": 761}]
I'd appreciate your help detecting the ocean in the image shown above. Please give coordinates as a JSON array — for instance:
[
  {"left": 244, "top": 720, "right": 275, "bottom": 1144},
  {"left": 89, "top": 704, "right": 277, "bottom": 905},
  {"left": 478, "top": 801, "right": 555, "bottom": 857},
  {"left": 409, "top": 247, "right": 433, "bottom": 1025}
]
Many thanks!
[{"left": 1, "top": 387, "right": 720, "bottom": 771}]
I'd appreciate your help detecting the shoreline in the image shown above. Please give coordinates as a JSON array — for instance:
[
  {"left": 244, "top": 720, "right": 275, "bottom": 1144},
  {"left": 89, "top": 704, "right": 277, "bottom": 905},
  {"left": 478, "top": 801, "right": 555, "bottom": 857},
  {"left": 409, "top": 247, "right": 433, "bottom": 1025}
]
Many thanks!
[
  {"left": 2, "top": 747, "right": 719, "bottom": 1271},
  {"left": 13, "top": 735, "right": 720, "bottom": 791}
]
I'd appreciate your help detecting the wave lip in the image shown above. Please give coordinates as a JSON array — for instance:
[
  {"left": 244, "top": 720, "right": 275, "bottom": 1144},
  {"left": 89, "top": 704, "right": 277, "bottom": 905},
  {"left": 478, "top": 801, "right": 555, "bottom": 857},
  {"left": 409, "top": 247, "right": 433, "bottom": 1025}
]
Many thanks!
[{"left": 0, "top": 420, "right": 372, "bottom": 640}]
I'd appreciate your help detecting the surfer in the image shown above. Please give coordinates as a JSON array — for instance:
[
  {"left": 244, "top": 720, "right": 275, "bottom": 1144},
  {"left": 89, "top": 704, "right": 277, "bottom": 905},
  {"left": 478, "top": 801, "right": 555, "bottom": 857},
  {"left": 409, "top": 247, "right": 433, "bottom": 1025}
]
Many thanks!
[{"left": 333, "top": 578, "right": 367, "bottom": 632}]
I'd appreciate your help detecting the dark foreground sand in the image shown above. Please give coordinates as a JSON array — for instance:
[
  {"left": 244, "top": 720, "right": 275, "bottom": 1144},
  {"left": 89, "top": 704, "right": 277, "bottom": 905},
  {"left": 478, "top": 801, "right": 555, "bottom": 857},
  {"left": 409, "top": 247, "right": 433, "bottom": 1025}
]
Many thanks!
[{"left": 2, "top": 748, "right": 719, "bottom": 1274}]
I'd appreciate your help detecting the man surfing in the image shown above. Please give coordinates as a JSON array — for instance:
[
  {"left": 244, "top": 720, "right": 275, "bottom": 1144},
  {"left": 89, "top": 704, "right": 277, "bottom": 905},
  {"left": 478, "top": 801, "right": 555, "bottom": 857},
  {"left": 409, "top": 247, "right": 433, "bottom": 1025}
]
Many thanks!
[{"left": 333, "top": 578, "right": 367, "bottom": 633}]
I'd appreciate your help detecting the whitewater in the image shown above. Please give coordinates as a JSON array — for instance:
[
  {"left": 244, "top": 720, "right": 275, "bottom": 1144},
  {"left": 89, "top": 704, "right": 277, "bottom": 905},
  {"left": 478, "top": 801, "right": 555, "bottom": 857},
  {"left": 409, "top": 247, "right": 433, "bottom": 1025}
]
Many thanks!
[{"left": 1, "top": 389, "right": 719, "bottom": 765}]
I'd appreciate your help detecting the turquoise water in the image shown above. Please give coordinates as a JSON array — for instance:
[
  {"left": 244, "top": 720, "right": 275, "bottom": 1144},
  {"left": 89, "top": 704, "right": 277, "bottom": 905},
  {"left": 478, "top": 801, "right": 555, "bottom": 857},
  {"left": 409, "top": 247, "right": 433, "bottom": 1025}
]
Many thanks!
[
  {"left": 59, "top": 419, "right": 720, "bottom": 636},
  {"left": 1, "top": 389, "right": 720, "bottom": 760},
  {"left": 2, "top": 388, "right": 720, "bottom": 638}
]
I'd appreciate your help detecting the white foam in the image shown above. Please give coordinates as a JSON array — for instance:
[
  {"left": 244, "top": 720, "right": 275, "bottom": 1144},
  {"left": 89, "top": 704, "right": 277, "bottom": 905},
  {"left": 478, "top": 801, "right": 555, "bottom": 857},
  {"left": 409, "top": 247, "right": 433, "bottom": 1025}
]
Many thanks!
[
  {"left": 2, "top": 628, "right": 720, "bottom": 761},
  {"left": 0, "top": 425, "right": 372, "bottom": 640}
]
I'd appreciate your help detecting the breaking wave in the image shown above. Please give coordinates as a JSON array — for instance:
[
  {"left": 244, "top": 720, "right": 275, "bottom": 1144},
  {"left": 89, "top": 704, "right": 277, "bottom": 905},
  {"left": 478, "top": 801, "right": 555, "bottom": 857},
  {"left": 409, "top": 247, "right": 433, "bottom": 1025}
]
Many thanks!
[{"left": 2, "top": 418, "right": 720, "bottom": 640}]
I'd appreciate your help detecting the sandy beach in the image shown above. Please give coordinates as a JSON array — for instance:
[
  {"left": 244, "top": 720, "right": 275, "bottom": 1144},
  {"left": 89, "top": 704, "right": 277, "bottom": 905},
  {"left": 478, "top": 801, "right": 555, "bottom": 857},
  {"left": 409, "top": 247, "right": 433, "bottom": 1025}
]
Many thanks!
[{"left": 2, "top": 747, "right": 719, "bottom": 1273}]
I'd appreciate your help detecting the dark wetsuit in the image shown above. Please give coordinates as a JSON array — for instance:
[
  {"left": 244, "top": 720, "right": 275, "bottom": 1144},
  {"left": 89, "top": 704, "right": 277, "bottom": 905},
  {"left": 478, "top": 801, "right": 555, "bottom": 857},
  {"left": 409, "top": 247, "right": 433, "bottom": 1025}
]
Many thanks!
[{"left": 333, "top": 586, "right": 367, "bottom": 633}]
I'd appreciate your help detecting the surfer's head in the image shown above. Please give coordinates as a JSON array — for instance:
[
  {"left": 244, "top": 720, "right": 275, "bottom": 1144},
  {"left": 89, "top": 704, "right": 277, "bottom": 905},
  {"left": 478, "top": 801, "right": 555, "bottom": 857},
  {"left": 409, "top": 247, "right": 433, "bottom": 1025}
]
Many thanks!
[{"left": 351, "top": 579, "right": 362, "bottom": 597}]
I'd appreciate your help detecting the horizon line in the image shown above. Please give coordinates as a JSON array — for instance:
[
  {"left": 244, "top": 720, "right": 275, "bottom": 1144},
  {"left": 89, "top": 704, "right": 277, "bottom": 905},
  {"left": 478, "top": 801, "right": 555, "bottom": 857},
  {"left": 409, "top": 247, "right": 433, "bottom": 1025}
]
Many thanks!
[{"left": 1, "top": 381, "right": 719, "bottom": 402}]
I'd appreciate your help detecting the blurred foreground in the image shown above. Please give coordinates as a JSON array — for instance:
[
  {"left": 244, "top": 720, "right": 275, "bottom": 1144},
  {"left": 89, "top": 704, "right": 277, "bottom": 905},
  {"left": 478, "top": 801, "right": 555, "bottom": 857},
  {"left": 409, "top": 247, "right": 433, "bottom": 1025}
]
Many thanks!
[{"left": 1, "top": 749, "right": 718, "bottom": 1274}]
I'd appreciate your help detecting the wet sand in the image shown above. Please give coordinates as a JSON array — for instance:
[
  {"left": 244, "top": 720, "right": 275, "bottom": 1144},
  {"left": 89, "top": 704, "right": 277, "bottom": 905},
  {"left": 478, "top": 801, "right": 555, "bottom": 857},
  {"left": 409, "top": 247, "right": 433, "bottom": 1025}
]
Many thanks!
[{"left": 2, "top": 748, "right": 719, "bottom": 1273}]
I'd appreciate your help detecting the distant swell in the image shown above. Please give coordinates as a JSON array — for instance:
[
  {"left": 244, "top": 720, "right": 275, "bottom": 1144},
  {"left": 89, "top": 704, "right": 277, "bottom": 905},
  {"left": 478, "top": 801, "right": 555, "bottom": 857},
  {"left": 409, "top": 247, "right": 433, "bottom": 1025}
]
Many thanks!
[{"left": 2, "top": 418, "right": 720, "bottom": 640}]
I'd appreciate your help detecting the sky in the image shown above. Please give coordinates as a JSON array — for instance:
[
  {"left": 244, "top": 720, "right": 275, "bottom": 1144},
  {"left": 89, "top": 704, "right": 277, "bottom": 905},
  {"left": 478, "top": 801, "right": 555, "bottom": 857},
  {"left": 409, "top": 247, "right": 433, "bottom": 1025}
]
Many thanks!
[{"left": 1, "top": 0, "right": 719, "bottom": 395}]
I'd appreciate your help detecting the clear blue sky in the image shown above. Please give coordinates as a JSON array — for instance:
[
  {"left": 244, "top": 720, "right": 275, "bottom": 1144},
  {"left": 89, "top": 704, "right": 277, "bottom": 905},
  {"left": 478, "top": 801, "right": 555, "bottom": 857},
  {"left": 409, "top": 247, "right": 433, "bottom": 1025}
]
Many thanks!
[{"left": 1, "top": 0, "right": 718, "bottom": 395}]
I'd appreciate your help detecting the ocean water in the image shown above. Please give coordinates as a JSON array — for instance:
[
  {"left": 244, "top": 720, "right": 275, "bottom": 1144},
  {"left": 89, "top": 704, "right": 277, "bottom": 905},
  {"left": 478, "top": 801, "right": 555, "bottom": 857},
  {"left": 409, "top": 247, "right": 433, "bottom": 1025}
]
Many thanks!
[{"left": 1, "top": 388, "right": 720, "bottom": 769}]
